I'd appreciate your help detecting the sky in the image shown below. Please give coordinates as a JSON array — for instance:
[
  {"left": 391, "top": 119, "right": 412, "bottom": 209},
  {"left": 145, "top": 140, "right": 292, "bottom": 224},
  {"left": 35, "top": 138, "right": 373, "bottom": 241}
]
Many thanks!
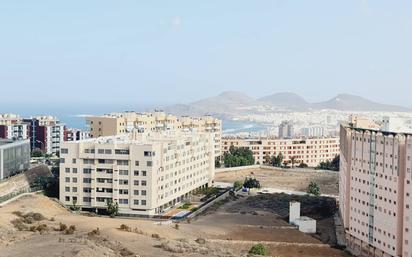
[{"left": 1, "top": 1, "right": 412, "bottom": 107}]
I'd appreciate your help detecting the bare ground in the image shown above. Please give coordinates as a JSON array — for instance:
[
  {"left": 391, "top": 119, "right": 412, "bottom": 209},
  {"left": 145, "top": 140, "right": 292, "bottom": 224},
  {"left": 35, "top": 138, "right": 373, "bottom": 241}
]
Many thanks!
[
  {"left": 215, "top": 167, "right": 339, "bottom": 195},
  {"left": 0, "top": 192, "right": 348, "bottom": 257}
]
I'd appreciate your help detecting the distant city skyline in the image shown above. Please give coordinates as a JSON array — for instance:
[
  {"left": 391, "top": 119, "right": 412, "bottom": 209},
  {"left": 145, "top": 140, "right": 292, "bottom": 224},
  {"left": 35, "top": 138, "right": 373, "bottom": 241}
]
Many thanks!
[{"left": 1, "top": 1, "right": 412, "bottom": 107}]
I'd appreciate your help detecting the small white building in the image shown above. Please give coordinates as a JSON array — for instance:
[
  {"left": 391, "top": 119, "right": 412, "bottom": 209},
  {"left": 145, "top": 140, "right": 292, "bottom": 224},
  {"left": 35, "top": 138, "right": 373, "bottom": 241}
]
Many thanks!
[{"left": 289, "top": 201, "right": 316, "bottom": 233}]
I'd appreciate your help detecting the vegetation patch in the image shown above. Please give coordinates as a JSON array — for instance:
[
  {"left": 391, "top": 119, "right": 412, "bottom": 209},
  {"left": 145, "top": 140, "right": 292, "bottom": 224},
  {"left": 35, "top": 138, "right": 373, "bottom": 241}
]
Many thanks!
[{"left": 248, "top": 243, "right": 267, "bottom": 256}]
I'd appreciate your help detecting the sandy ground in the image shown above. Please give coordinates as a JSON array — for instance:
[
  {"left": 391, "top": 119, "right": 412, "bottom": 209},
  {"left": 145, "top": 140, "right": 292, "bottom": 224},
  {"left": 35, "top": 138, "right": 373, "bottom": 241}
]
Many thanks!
[
  {"left": 0, "top": 193, "right": 349, "bottom": 257},
  {"left": 215, "top": 167, "right": 339, "bottom": 195}
]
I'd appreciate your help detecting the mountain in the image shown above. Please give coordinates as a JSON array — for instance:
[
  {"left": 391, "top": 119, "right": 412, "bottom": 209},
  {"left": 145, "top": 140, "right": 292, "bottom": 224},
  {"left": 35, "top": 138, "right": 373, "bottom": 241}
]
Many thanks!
[
  {"left": 313, "top": 93, "right": 411, "bottom": 112},
  {"left": 165, "top": 91, "right": 411, "bottom": 117},
  {"left": 258, "top": 92, "right": 310, "bottom": 111}
]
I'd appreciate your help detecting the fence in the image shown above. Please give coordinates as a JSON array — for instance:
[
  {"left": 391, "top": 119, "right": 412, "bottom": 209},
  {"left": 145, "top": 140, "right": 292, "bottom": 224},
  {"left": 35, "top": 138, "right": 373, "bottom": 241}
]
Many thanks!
[
  {"left": 0, "top": 186, "right": 43, "bottom": 205},
  {"left": 215, "top": 164, "right": 336, "bottom": 174},
  {"left": 185, "top": 189, "right": 232, "bottom": 220}
]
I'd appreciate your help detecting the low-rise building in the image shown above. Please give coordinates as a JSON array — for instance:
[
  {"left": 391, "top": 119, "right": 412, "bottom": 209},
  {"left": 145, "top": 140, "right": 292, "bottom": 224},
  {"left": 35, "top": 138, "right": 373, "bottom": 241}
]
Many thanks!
[
  {"left": 59, "top": 130, "right": 215, "bottom": 216},
  {"left": 0, "top": 114, "right": 30, "bottom": 140},
  {"left": 64, "top": 128, "right": 90, "bottom": 142},
  {"left": 222, "top": 136, "right": 339, "bottom": 167},
  {"left": 24, "top": 116, "right": 65, "bottom": 155},
  {"left": 0, "top": 139, "right": 31, "bottom": 180}
]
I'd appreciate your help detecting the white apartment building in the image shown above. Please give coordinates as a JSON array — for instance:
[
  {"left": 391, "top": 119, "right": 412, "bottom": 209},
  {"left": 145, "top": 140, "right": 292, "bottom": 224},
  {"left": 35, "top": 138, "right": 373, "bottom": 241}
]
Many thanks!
[
  {"left": 301, "top": 126, "right": 325, "bottom": 138},
  {"left": 59, "top": 130, "right": 215, "bottom": 216},
  {"left": 86, "top": 111, "right": 222, "bottom": 158},
  {"left": 222, "top": 137, "right": 339, "bottom": 167},
  {"left": 0, "top": 114, "right": 30, "bottom": 140},
  {"left": 340, "top": 124, "right": 412, "bottom": 257}
]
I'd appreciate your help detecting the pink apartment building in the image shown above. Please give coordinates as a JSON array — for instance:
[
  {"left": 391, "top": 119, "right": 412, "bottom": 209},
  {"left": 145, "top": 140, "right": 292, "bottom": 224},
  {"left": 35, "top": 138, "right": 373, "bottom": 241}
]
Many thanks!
[{"left": 340, "top": 124, "right": 412, "bottom": 257}]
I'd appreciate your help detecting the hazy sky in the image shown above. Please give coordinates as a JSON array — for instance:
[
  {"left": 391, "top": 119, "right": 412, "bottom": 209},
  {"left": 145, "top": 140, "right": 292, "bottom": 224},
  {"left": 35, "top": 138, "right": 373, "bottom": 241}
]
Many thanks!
[{"left": 1, "top": 1, "right": 412, "bottom": 106}]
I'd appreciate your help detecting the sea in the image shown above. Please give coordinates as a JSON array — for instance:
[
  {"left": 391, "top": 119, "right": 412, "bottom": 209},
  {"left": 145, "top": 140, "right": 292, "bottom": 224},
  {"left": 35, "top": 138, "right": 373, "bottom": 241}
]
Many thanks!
[{"left": 0, "top": 103, "right": 267, "bottom": 133}]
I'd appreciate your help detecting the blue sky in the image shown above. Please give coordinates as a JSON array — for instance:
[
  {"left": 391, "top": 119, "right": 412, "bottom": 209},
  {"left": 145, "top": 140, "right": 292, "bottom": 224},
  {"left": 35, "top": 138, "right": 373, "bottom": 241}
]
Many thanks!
[{"left": 1, "top": 1, "right": 412, "bottom": 106}]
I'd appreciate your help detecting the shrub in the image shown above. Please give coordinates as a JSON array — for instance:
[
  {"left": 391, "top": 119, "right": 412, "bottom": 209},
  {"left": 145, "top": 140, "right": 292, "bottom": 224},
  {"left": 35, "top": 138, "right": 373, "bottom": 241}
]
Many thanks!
[
  {"left": 243, "top": 178, "right": 261, "bottom": 189},
  {"left": 307, "top": 181, "right": 321, "bottom": 196},
  {"left": 249, "top": 244, "right": 267, "bottom": 256},
  {"left": 233, "top": 181, "right": 243, "bottom": 190},
  {"left": 151, "top": 233, "right": 160, "bottom": 239},
  {"left": 64, "top": 225, "right": 76, "bottom": 235},
  {"left": 180, "top": 203, "right": 192, "bottom": 209},
  {"left": 58, "top": 223, "right": 67, "bottom": 231},
  {"left": 120, "top": 224, "right": 132, "bottom": 232},
  {"left": 174, "top": 223, "right": 179, "bottom": 230},
  {"left": 88, "top": 228, "right": 100, "bottom": 236},
  {"left": 11, "top": 219, "right": 28, "bottom": 231},
  {"left": 107, "top": 200, "right": 119, "bottom": 218}
]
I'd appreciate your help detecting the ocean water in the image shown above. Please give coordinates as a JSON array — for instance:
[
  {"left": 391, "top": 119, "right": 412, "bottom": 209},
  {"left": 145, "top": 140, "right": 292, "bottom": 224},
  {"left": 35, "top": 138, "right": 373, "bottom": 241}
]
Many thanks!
[{"left": 0, "top": 103, "right": 267, "bottom": 133}]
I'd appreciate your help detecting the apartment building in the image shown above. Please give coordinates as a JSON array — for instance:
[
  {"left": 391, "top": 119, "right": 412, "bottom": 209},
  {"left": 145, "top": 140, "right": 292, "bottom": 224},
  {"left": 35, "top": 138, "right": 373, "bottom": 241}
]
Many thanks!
[
  {"left": 278, "top": 120, "right": 294, "bottom": 139},
  {"left": 64, "top": 128, "right": 90, "bottom": 142},
  {"left": 0, "top": 114, "right": 30, "bottom": 140},
  {"left": 23, "top": 116, "right": 65, "bottom": 155},
  {"left": 59, "top": 130, "right": 215, "bottom": 216},
  {"left": 0, "top": 139, "right": 31, "bottom": 180},
  {"left": 86, "top": 110, "right": 222, "bottom": 157},
  {"left": 222, "top": 137, "right": 339, "bottom": 167},
  {"left": 340, "top": 124, "right": 412, "bottom": 257}
]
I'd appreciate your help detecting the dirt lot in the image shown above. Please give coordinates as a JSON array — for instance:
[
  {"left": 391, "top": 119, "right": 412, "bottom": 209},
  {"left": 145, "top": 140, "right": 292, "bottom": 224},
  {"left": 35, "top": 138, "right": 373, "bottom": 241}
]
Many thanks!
[
  {"left": 0, "top": 193, "right": 348, "bottom": 257},
  {"left": 215, "top": 167, "right": 339, "bottom": 195}
]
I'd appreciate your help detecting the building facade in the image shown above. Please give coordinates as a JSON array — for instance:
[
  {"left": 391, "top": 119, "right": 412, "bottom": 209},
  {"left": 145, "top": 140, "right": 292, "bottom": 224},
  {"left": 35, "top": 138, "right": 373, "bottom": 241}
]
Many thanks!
[
  {"left": 222, "top": 137, "right": 339, "bottom": 167},
  {"left": 0, "top": 139, "right": 31, "bottom": 180},
  {"left": 340, "top": 125, "right": 412, "bottom": 257},
  {"left": 0, "top": 114, "right": 30, "bottom": 140},
  {"left": 86, "top": 111, "right": 222, "bottom": 157},
  {"left": 64, "top": 128, "right": 90, "bottom": 142},
  {"left": 24, "top": 116, "right": 65, "bottom": 155},
  {"left": 59, "top": 130, "right": 215, "bottom": 215},
  {"left": 278, "top": 120, "right": 294, "bottom": 139}
]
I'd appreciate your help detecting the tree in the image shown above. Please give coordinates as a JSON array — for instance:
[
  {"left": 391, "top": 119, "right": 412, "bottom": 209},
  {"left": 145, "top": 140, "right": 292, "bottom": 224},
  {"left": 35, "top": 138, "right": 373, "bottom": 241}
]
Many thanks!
[
  {"left": 243, "top": 178, "right": 261, "bottom": 189},
  {"left": 70, "top": 199, "right": 80, "bottom": 212},
  {"left": 316, "top": 155, "right": 340, "bottom": 171},
  {"left": 290, "top": 156, "right": 297, "bottom": 168},
  {"left": 307, "top": 181, "right": 321, "bottom": 196},
  {"left": 233, "top": 181, "right": 243, "bottom": 190},
  {"left": 264, "top": 154, "right": 271, "bottom": 165},
  {"left": 249, "top": 244, "right": 267, "bottom": 256},
  {"left": 223, "top": 146, "right": 255, "bottom": 167},
  {"left": 271, "top": 153, "right": 283, "bottom": 167},
  {"left": 107, "top": 200, "right": 119, "bottom": 218},
  {"left": 31, "top": 150, "right": 44, "bottom": 158},
  {"left": 298, "top": 162, "right": 308, "bottom": 168}
]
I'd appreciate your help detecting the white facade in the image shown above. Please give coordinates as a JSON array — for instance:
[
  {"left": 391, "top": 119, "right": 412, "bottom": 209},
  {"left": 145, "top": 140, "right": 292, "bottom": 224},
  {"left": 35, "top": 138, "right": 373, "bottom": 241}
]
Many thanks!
[
  {"left": 289, "top": 201, "right": 316, "bottom": 233},
  {"left": 59, "top": 130, "right": 215, "bottom": 216}
]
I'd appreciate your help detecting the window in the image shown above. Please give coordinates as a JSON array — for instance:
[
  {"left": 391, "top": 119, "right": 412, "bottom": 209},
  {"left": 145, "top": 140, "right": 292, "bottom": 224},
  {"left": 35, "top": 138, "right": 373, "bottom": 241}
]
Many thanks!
[
  {"left": 134, "top": 170, "right": 139, "bottom": 176},
  {"left": 98, "top": 149, "right": 105, "bottom": 154},
  {"left": 72, "top": 168, "right": 78, "bottom": 173},
  {"left": 147, "top": 161, "right": 152, "bottom": 167},
  {"left": 135, "top": 161, "right": 139, "bottom": 166},
  {"left": 134, "top": 200, "right": 139, "bottom": 205},
  {"left": 60, "top": 158, "right": 65, "bottom": 163},
  {"left": 83, "top": 188, "right": 91, "bottom": 193},
  {"left": 72, "top": 178, "right": 77, "bottom": 183},
  {"left": 115, "top": 149, "right": 129, "bottom": 155},
  {"left": 141, "top": 200, "right": 146, "bottom": 205},
  {"left": 117, "top": 160, "right": 129, "bottom": 166},
  {"left": 142, "top": 171, "right": 147, "bottom": 176},
  {"left": 65, "top": 187, "right": 70, "bottom": 192},
  {"left": 65, "top": 196, "right": 70, "bottom": 202},
  {"left": 134, "top": 190, "right": 139, "bottom": 195},
  {"left": 105, "top": 149, "right": 112, "bottom": 154},
  {"left": 144, "top": 151, "right": 152, "bottom": 157},
  {"left": 119, "top": 179, "right": 128, "bottom": 185},
  {"left": 83, "top": 159, "right": 94, "bottom": 164},
  {"left": 83, "top": 178, "right": 92, "bottom": 183},
  {"left": 61, "top": 148, "right": 68, "bottom": 154},
  {"left": 72, "top": 159, "right": 76, "bottom": 164},
  {"left": 119, "top": 199, "right": 129, "bottom": 204},
  {"left": 72, "top": 187, "right": 77, "bottom": 192},
  {"left": 83, "top": 168, "right": 92, "bottom": 174},
  {"left": 83, "top": 197, "right": 91, "bottom": 202},
  {"left": 134, "top": 180, "right": 139, "bottom": 186},
  {"left": 141, "top": 190, "right": 146, "bottom": 196},
  {"left": 141, "top": 180, "right": 147, "bottom": 186},
  {"left": 65, "top": 177, "right": 70, "bottom": 182},
  {"left": 119, "top": 170, "right": 129, "bottom": 175},
  {"left": 119, "top": 189, "right": 129, "bottom": 195},
  {"left": 65, "top": 168, "right": 70, "bottom": 173}
]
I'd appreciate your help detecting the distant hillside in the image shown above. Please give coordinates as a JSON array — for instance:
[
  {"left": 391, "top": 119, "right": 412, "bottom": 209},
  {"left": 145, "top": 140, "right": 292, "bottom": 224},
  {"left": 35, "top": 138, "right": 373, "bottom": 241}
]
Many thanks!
[
  {"left": 259, "top": 92, "right": 310, "bottom": 111},
  {"left": 165, "top": 91, "right": 411, "bottom": 116},
  {"left": 312, "top": 94, "right": 411, "bottom": 112}
]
